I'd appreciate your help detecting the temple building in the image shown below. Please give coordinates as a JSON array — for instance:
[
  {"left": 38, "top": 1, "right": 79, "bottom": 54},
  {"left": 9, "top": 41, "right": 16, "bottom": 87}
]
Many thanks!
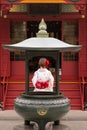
[{"left": 0, "top": 0, "right": 87, "bottom": 110}]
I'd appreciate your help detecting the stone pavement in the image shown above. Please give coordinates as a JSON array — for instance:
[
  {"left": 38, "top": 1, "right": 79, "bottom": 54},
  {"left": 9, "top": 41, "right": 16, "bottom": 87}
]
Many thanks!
[{"left": 0, "top": 110, "right": 87, "bottom": 130}]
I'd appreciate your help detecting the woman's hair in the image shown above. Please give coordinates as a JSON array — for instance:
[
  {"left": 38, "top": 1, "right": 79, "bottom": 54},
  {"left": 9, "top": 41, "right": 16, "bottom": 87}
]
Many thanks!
[{"left": 39, "top": 58, "right": 49, "bottom": 68}]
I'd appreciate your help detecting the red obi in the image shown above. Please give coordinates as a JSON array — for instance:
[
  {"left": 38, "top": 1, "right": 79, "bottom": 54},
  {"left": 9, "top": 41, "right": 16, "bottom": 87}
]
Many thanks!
[{"left": 36, "top": 80, "right": 49, "bottom": 89}]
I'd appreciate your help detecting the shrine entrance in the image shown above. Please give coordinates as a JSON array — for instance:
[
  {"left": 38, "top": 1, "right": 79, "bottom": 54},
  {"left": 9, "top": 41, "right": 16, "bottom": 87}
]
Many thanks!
[{"left": 0, "top": 2, "right": 86, "bottom": 110}]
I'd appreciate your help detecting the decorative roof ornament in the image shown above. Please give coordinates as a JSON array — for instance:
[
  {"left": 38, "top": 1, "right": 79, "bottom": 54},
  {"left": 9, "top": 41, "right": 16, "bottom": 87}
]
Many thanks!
[{"left": 36, "top": 18, "right": 49, "bottom": 37}]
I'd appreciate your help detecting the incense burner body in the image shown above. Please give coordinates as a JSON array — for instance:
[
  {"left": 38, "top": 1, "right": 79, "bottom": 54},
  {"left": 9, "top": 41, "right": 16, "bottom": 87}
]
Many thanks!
[{"left": 14, "top": 93, "right": 70, "bottom": 126}]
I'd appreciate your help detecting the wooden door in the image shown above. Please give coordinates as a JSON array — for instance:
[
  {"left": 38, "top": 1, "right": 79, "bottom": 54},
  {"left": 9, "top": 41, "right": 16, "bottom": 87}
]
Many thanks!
[{"left": 62, "top": 21, "right": 79, "bottom": 80}]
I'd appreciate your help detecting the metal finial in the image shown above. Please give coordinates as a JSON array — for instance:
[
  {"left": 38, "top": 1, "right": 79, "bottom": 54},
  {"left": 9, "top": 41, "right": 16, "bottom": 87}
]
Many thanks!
[
  {"left": 36, "top": 18, "right": 49, "bottom": 37},
  {"left": 39, "top": 18, "right": 47, "bottom": 30}
]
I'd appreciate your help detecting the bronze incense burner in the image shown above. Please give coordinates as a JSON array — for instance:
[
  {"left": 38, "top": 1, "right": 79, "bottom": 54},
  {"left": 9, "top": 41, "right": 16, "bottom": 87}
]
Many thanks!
[{"left": 3, "top": 19, "right": 82, "bottom": 130}]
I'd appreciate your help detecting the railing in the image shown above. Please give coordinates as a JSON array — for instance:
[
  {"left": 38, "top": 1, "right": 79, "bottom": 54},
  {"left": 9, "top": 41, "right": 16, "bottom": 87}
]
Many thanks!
[
  {"left": 80, "top": 77, "right": 86, "bottom": 111},
  {"left": 0, "top": 81, "right": 87, "bottom": 84},
  {"left": 0, "top": 79, "right": 86, "bottom": 110},
  {"left": 1, "top": 50, "right": 9, "bottom": 110},
  {"left": 2, "top": 77, "right": 8, "bottom": 110}
]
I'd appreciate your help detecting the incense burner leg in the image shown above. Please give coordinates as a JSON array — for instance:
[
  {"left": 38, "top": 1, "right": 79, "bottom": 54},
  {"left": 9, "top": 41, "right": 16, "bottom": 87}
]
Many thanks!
[
  {"left": 37, "top": 120, "right": 47, "bottom": 130},
  {"left": 54, "top": 120, "right": 60, "bottom": 125},
  {"left": 24, "top": 120, "right": 30, "bottom": 125}
]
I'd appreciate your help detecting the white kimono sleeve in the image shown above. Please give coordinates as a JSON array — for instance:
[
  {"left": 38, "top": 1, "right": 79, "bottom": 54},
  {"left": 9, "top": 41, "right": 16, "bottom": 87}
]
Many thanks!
[
  {"left": 49, "top": 71, "right": 54, "bottom": 88},
  {"left": 32, "top": 71, "right": 38, "bottom": 87}
]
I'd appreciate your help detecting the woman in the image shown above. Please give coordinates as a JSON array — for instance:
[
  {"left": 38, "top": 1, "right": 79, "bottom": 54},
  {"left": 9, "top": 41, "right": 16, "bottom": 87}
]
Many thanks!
[{"left": 32, "top": 58, "right": 54, "bottom": 92}]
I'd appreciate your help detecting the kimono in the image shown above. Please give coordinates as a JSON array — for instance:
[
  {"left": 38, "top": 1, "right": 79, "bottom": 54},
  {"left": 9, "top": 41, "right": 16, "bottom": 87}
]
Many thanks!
[{"left": 32, "top": 68, "right": 54, "bottom": 92}]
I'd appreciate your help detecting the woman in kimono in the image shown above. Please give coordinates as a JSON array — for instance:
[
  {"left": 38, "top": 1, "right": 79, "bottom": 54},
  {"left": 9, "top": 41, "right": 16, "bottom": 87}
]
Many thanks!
[{"left": 32, "top": 58, "right": 54, "bottom": 92}]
